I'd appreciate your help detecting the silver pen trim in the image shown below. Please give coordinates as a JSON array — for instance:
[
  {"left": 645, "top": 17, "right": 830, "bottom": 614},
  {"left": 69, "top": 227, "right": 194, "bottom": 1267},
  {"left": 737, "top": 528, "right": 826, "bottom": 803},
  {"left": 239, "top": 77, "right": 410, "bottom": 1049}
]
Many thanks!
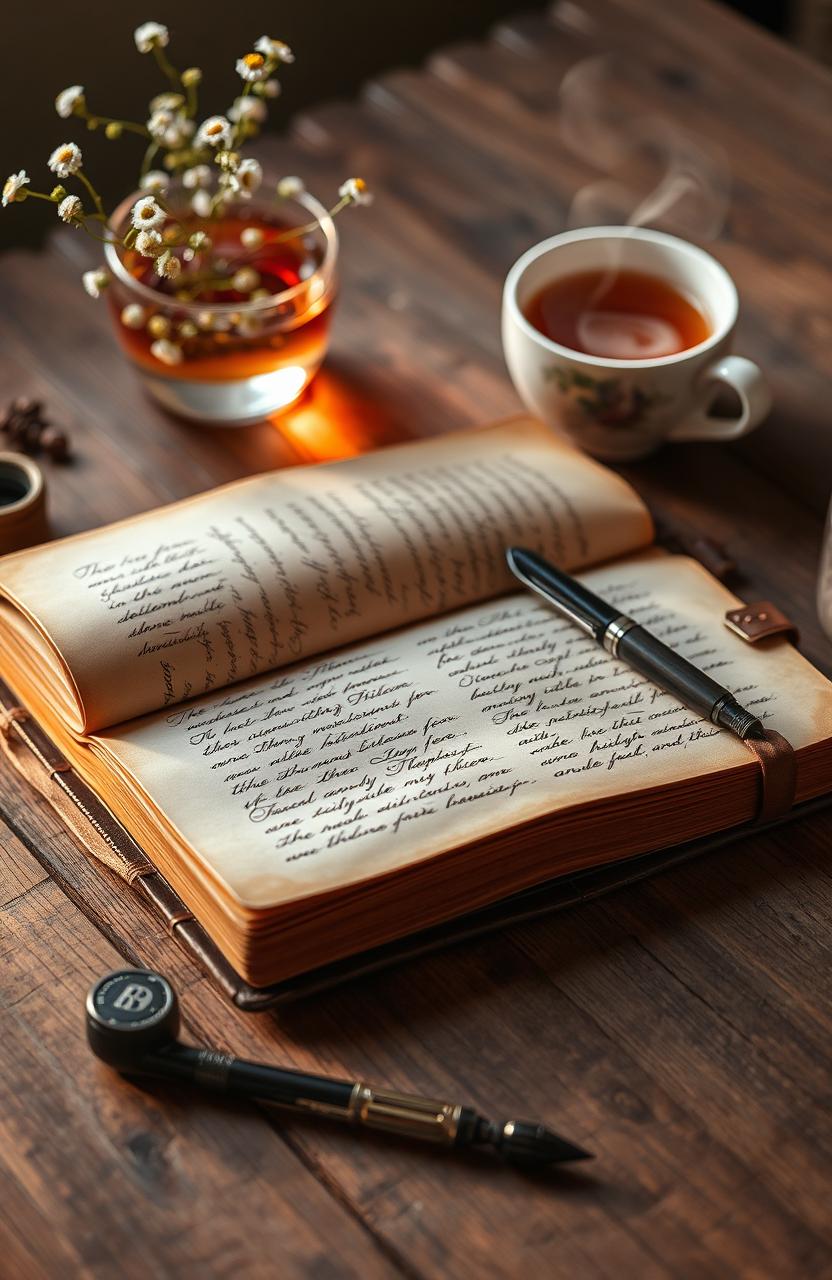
[{"left": 602, "top": 615, "right": 638, "bottom": 658}]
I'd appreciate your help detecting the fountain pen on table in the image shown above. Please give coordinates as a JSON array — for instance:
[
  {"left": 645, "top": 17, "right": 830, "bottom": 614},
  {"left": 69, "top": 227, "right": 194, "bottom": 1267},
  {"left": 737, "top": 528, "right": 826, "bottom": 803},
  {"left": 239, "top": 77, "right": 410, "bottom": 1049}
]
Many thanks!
[
  {"left": 506, "top": 547, "right": 765, "bottom": 742},
  {"left": 86, "top": 969, "right": 592, "bottom": 1168}
]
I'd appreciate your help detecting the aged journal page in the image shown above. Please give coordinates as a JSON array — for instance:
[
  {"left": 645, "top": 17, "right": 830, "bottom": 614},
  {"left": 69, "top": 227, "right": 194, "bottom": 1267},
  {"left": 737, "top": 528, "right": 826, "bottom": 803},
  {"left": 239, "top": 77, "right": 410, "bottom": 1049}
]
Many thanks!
[
  {"left": 96, "top": 552, "right": 832, "bottom": 912},
  {"left": 0, "top": 418, "right": 652, "bottom": 732}
]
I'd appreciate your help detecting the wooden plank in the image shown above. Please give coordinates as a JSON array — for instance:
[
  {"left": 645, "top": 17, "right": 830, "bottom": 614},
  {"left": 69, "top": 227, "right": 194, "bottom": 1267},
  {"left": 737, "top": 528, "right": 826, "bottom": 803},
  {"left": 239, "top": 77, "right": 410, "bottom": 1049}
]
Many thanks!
[{"left": 0, "top": 823, "right": 405, "bottom": 1280}]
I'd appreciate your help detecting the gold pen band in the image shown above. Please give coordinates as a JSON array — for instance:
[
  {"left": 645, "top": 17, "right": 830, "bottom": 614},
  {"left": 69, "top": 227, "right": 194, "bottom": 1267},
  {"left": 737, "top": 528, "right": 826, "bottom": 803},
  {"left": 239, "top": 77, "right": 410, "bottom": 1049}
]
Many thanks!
[{"left": 347, "top": 1082, "right": 462, "bottom": 1145}]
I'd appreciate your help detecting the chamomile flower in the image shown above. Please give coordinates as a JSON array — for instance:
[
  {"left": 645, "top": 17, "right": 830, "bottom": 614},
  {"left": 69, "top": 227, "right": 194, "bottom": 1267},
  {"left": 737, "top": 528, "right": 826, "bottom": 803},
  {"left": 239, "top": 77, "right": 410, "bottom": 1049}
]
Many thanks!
[
  {"left": 189, "top": 230, "right": 210, "bottom": 250},
  {"left": 82, "top": 269, "right": 109, "bottom": 298},
  {"left": 196, "top": 115, "right": 232, "bottom": 148},
  {"left": 131, "top": 196, "right": 165, "bottom": 230},
  {"left": 134, "top": 22, "right": 169, "bottom": 54},
  {"left": 55, "top": 85, "right": 85, "bottom": 119},
  {"left": 191, "top": 190, "right": 213, "bottom": 218},
  {"left": 183, "top": 164, "right": 212, "bottom": 190},
  {"left": 229, "top": 96, "right": 267, "bottom": 124},
  {"left": 235, "top": 158, "right": 262, "bottom": 198},
  {"left": 162, "top": 116, "right": 195, "bottom": 149},
  {"left": 236, "top": 312, "right": 263, "bottom": 338},
  {"left": 150, "top": 338, "right": 183, "bottom": 366},
  {"left": 236, "top": 52, "right": 269, "bottom": 83},
  {"left": 149, "top": 92, "right": 184, "bottom": 114},
  {"left": 120, "top": 303, "right": 148, "bottom": 329},
  {"left": 140, "top": 170, "right": 170, "bottom": 195},
  {"left": 339, "top": 177, "right": 373, "bottom": 206},
  {"left": 57, "top": 194, "right": 83, "bottom": 222},
  {"left": 254, "top": 36, "right": 295, "bottom": 63},
  {"left": 232, "top": 266, "right": 260, "bottom": 292},
  {"left": 277, "top": 175, "right": 304, "bottom": 199},
  {"left": 48, "top": 142, "right": 83, "bottom": 179},
  {"left": 155, "top": 250, "right": 181, "bottom": 280},
  {"left": 147, "top": 109, "right": 174, "bottom": 141},
  {"left": 136, "top": 228, "right": 164, "bottom": 257},
  {"left": 2, "top": 170, "right": 30, "bottom": 207}
]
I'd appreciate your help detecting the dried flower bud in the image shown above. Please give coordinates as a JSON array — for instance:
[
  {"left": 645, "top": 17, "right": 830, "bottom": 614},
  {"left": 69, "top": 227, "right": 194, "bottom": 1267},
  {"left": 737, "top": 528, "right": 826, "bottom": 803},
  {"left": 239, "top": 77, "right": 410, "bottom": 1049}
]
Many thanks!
[
  {"left": 232, "top": 266, "right": 260, "bottom": 293},
  {"left": 178, "top": 320, "right": 198, "bottom": 339},
  {"left": 82, "top": 269, "right": 109, "bottom": 298},
  {"left": 50, "top": 185, "right": 67, "bottom": 201},
  {"left": 155, "top": 250, "right": 181, "bottom": 281},
  {"left": 120, "top": 304, "right": 148, "bottom": 330},
  {"left": 150, "top": 338, "right": 184, "bottom": 366},
  {"left": 105, "top": 122, "right": 123, "bottom": 140},
  {"left": 147, "top": 314, "right": 171, "bottom": 339},
  {"left": 188, "top": 230, "right": 211, "bottom": 250},
  {"left": 181, "top": 67, "right": 202, "bottom": 87},
  {"left": 240, "top": 226, "right": 264, "bottom": 250}
]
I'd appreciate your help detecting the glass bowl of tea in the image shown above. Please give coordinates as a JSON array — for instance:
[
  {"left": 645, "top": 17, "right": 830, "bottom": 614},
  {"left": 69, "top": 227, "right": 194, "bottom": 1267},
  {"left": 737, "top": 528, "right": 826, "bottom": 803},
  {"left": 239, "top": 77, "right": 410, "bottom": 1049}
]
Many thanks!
[{"left": 104, "top": 183, "right": 337, "bottom": 424}]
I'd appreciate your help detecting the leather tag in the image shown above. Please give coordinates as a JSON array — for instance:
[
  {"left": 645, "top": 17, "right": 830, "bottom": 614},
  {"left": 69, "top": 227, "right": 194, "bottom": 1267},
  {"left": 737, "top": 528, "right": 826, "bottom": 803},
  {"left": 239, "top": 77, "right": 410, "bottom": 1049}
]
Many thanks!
[{"left": 724, "top": 602, "right": 798, "bottom": 645}]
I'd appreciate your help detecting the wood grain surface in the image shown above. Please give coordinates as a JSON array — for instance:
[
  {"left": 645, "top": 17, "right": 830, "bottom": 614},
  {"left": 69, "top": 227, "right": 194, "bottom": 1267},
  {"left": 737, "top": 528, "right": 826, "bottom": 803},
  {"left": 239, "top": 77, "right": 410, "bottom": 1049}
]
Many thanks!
[{"left": 2, "top": 1, "right": 831, "bottom": 1276}]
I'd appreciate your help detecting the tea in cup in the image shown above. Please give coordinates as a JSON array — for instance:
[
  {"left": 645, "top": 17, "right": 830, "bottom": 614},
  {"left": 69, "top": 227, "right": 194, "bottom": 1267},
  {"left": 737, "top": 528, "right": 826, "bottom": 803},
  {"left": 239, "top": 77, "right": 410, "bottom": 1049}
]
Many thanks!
[{"left": 502, "top": 226, "right": 771, "bottom": 461}]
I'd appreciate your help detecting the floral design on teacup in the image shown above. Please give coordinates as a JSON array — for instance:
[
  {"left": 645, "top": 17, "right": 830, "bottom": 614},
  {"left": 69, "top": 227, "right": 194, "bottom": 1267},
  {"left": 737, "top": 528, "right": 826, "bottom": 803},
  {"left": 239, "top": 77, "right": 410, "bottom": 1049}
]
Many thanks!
[{"left": 544, "top": 365, "right": 667, "bottom": 431}]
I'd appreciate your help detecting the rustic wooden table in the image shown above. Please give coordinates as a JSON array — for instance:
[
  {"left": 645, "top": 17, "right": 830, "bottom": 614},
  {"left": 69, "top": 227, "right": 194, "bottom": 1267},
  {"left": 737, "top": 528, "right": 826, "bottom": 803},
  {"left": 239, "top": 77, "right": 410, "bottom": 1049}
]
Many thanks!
[{"left": 2, "top": 1, "right": 831, "bottom": 1275}]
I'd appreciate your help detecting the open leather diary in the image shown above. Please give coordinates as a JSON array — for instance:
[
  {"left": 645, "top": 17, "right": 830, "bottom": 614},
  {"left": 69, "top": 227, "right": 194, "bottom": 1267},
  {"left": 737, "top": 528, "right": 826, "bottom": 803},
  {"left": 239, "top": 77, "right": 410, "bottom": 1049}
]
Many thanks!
[{"left": 1, "top": 417, "right": 831, "bottom": 991}]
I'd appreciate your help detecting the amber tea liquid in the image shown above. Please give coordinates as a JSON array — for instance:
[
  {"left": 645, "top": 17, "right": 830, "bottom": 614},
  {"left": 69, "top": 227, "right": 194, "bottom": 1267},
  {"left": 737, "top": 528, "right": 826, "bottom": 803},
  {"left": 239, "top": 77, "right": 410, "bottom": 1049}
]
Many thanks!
[{"left": 524, "top": 268, "right": 711, "bottom": 361}]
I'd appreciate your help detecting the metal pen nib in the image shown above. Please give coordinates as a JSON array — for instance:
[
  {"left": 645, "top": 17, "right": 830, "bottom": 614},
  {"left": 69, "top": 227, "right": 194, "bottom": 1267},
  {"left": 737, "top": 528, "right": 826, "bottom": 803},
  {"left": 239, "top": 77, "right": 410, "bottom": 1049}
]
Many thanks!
[{"left": 343, "top": 1083, "right": 592, "bottom": 1165}]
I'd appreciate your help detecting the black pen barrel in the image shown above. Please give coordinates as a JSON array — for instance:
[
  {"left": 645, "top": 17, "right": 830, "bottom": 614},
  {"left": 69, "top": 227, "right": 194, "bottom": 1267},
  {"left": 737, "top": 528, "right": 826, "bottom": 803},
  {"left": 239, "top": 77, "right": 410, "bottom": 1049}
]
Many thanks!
[
  {"left": 146, "top": 1045, "right": 355, "bottom": 1110},
  {"left": 616, "top": 625, "right": 728, "bottom": 718},
  {"left": 507, "top": 548, "right": 619, "bottom": 639}
]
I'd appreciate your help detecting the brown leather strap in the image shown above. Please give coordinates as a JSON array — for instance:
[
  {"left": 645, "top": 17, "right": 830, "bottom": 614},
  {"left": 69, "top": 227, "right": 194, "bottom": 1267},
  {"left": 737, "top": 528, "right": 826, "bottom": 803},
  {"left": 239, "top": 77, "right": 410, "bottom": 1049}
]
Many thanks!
[{"left": 745, "top": 729, "right": 797, "bottom": 823}]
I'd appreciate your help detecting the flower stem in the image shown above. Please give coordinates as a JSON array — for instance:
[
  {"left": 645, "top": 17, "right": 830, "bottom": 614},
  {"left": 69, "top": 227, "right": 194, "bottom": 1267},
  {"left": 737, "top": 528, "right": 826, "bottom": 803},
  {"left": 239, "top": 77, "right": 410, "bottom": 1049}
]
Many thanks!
[
  {"left": 77, "top": 169, "right": 106, "bottom": 219},
  {"left": 152, "top": 43, "right": 182, "bottom": 90},
  {"left": 270, "top": 198, "right": 349, "bottom": 244},
  {"left": 83, "top": 110, "right": 149, "bottom": 137},
  {"left": 140, "top": 141, "right": 159, "bottom": 181}
]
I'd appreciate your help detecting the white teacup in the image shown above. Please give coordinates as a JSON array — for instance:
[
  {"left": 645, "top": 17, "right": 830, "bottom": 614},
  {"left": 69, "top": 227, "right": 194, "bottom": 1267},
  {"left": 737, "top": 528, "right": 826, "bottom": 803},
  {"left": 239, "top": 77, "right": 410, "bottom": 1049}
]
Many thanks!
[{"left": 502, "top": 226, "right": 771, "bottom": 462}]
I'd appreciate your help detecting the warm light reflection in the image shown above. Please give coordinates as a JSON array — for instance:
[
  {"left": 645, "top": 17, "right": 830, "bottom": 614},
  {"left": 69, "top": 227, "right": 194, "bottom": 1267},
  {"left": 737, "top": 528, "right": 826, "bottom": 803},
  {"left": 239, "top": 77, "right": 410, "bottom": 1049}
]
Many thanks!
[{"left": 272, "top": 365, "right": 414, "bottom": 462}]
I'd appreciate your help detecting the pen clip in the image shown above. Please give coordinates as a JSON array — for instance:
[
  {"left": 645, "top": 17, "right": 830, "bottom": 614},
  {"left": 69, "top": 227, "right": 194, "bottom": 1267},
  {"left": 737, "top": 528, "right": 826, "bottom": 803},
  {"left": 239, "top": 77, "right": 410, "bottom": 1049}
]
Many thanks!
[{"left": 506, "top": 549, "right": 596, "bottom": 638}]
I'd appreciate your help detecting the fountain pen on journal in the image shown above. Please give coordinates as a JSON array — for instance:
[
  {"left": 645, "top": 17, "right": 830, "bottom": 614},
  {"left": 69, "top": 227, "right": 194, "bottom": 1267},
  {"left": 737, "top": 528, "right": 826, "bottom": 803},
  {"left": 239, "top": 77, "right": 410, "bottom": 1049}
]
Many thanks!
[{"left": 506, "top": 547, "right": 766, "bottom": 742}]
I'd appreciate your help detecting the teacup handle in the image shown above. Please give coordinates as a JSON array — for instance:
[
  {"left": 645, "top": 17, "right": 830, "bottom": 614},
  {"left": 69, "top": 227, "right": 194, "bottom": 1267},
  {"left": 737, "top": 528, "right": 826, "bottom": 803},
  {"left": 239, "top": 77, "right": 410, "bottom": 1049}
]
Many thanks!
[{"left": 668, "top": 356, "right": 772, "bottom": 443}]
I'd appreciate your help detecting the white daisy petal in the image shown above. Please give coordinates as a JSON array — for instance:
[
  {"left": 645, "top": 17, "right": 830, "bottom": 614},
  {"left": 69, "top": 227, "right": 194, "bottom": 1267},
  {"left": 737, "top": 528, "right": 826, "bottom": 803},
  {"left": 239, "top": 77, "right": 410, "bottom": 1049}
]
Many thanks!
[
  {"left": 191, "top": 190, "right": 213, "bottom": 218},
  {"left": 339, "top": 177, "right": 373, "bottom": 206},
  {"left": 254, "top": 36, "right": 294, "bottom": 63},
  {"left": 140, "top": 169, "right": 170, "bottom": 195},
  {"left": 48, "top": 142, "right": 83, "bottom": 179},
  {"left": 236, "top": 52, "right": 269, "bottom": 83},
  {"left": 120, "top": 304, "right": 148, "bottom": 329},
  {"left": 183, "top": 164, "right": 212, "bottom": 190},
  {"left": 228, "top": 96, "right": 267, "bottom": 124},
  {"left": 150, "top": 338, "right": 184, "bottom": 366},
  {"left": 235, "top": 158, "right": 263, "bottom": 198},
  {"left": 55, "top": 85, "right": 85, "bottom": 119},
  {"left": 277, "top": 175, "right": 304, "bottom": 199},
  {"left": 82, "top": 269, "right": 109, "bottom": 298},
  {"left": 131, "top": 196, "right": 165, "bottom": 230},
  {"left": 57, "top": 194, "right": 83, "bottom": 223},
  {"left": 195, "top": 115, "right": 232, "bottom": 148},
  {"left": 134, "top": 22, "right": 169, "bottom": 54},
  {"left": 135, "top": 228, "right": 163, "bottom": 257},
  {"left": 2, "top": 170, "right": 30, "bottom": 207}
]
